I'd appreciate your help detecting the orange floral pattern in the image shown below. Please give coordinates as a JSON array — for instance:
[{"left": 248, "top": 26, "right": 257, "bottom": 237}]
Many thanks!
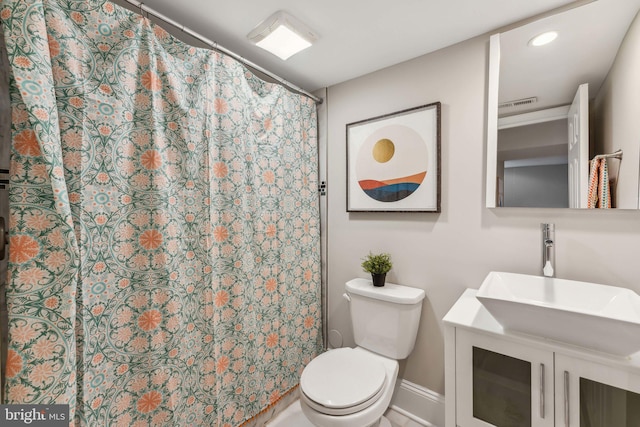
[
  {"left": 2, "top": 1, "right": 321, "bottom": 426},
  {"left": 137, "top": 391, "right": 163, "bottom": 413},
  {"left": 9, "top": 235, "right": 39, "bottom": 263},
  {"left": 5, "top": 349, "right": 23, "bottom": 378},
  {"left": 13, "top": 129, "right": 41, "bottom": 156},
  {"left": 139, "top": 229, "right": 163, "bottom": 250},
  {"left": 138, "top": 310, "right": 162, "bottom": 331},
  {"left": 140, "top": 70, "right": 161, "bottom": 92},
  {"left": 140, "top": 149, "right": 162, "bottom": 170}
]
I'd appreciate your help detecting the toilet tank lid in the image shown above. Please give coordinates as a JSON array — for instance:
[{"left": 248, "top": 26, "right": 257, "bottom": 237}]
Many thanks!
[{"left": 346, "top": 278, "right": 425, "bottom": 304}]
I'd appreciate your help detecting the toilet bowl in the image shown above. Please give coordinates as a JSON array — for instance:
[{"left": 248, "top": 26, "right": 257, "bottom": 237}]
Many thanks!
[
  {"left": 299, "top": 347, "right": 398, "bottom": 427},
  {"left": 299, "top": 279, "right": 425, "bottom": 427}
]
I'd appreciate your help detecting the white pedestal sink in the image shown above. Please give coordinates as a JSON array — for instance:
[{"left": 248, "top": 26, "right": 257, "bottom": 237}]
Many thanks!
[{"left": 476, "top": 271, "right": 640, "bottom": 356}]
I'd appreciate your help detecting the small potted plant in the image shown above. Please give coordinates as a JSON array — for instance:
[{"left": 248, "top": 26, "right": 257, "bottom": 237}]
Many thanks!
[{"left": 361, "top": 252, "right": 393, "bottom": 287}]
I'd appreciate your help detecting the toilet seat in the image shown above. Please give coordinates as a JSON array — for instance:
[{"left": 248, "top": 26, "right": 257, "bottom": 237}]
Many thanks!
[{"left": 300, "top": 348, "right": 387, "bottom": 416}]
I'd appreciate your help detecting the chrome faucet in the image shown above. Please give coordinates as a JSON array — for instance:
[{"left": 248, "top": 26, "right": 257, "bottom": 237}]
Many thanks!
[{"left": 541, "top": 223, "right": 555, "bottom": 277}]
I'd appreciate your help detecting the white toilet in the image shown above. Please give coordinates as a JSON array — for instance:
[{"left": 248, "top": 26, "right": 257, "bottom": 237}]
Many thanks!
[{"left": 299, "top": 278, "right": 426, "bottom": 427}]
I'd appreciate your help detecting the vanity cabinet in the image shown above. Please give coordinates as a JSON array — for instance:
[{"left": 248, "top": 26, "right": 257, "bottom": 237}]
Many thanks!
[
  {"left": 455, "top": 329, "right": 553, "bottom": 427},
  {"left": 555, "top": 354, "right": 640, "bottom": 427},
  {"left": 444, "top": 289, "right": 640, "bottom": 427}
]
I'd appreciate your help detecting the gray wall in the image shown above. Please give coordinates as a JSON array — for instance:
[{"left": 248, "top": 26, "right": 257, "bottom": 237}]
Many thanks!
[
  {"left": 504, "top": 164, "right": 568, "bottom": 208},
  {"left": 325, "top": 34, "right": 640, "bottom": 396},
  {"left": 498, "top": 119, "right": 569, "bottom": 208},
  {"left": 498, "top": 119, "right": 568, "bottom": 158},
  {"left": 593, "top": 9, "right": 640, "bottom": 209}
]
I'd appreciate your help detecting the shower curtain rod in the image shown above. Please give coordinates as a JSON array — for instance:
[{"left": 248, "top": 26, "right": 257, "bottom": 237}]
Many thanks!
[{"left": 122, "top": 0, "right": 323, "bottom": 104}]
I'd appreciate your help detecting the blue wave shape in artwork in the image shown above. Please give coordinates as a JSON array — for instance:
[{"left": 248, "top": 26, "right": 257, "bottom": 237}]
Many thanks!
[{"left": 363, "top": 183, "right": 421, "bottom": 202}]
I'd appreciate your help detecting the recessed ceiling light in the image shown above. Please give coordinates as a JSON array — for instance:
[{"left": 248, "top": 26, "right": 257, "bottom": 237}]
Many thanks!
[
  {"left": 247, "top": 11, "right": 318, "bottom": 60},
  {"left": 529, "top": 31, "right": 558, "bottom": 47}
]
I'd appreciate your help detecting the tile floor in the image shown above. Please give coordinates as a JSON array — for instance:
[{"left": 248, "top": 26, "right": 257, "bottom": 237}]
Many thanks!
[
  {"left": 265, "top": 400, "right": 313, "bottom": 426},
  {"left": 384, "top": 408, "right": 429, "bottom": 427},
  {"left": 266, "top": 400, "right": 427, "bottom": 427}
]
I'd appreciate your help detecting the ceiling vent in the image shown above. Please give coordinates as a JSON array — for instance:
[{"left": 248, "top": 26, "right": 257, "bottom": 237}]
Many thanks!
[{"left": 499, "top": 97, "right": 538, "bottom": 109}]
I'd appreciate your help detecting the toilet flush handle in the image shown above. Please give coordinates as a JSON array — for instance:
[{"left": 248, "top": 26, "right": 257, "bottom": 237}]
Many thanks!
[{"left": 342, "top": 293, "right": 351, "bottom": 303}]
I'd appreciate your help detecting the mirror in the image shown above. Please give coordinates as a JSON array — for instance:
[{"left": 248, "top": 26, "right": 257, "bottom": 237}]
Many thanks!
[{"left": 486, "top": 0, "right": 640, "bottom": 208}]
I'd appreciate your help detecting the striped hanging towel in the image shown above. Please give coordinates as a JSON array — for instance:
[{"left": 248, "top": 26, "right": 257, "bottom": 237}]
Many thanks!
[
  {"left": 587, "top": 158, "right": 611, "bottom": 208},
  {"left": 598, "top": 158, "right": 611, "bottom": 208},
  {"left": 587, "top": 158, "right": 600, "bottom": 208}
]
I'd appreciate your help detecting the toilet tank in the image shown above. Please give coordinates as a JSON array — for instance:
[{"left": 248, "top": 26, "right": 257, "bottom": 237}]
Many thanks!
[{"left": 345, "top": 278, "right": 425, "bottom": 359}]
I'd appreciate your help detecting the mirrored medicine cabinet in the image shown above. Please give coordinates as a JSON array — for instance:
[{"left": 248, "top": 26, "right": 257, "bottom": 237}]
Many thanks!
[{"left": 486, "top": 0, "right": 640, "bottom": 209}]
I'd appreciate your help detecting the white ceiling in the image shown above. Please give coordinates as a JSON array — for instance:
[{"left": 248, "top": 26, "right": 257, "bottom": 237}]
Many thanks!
[
  {"left": 499, "top": 0, "right": 640, "bottom": 116},
  {"left": 122, "top": 0, "right": 580, "bottom": 92}
]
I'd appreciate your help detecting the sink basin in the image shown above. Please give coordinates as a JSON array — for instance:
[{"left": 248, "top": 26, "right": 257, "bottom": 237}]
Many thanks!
[{"left": 476, "top": 271, "right": 640, "bottom": 356}]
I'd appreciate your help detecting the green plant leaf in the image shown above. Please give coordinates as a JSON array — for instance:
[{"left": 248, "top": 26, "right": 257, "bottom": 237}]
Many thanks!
[{"left": 361, "top": 252, "right": 392, "bottom": 274}]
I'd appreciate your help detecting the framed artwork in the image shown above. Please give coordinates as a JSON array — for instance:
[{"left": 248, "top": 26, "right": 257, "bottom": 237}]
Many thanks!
[{"left": 346, "top": 102, "right": 441, "bottom": 212}]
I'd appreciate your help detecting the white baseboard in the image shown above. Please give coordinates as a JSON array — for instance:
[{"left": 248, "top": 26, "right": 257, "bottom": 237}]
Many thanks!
[{"left": 389, "top": 379, "right": 445, "bottom": 427}]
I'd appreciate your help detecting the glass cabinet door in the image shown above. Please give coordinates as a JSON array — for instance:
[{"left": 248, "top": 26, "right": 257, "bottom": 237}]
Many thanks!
[
  {"left": 556, "top": 354, "right": 640, "bottom": 427},
  {"left": 473, "top": 346, "right": 532, "bottom": 426},
  {"left": 456, "top": 329, "right": 554, "bottom": 427}
]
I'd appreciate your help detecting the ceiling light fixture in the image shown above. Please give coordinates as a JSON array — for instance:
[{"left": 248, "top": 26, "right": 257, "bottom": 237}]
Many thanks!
[
  {"left": 529, "top": 31, "right": 558, "bottom": 47},
  {"left": 247, "top": 11, "right": 318, "bottom": 60}
]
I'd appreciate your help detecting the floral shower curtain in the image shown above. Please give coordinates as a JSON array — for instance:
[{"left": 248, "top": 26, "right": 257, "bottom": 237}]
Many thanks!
[{"left": 1, "top": 0, "right": 322, "bottom": 425}]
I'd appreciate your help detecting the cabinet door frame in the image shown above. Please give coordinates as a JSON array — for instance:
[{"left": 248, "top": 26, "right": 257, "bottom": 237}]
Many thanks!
[
  {"left": 456, "top": 329, "right": 555, "bottom": 427},
  {"left": 555, "top": 353, "right": 640, "bottom": 427}
]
